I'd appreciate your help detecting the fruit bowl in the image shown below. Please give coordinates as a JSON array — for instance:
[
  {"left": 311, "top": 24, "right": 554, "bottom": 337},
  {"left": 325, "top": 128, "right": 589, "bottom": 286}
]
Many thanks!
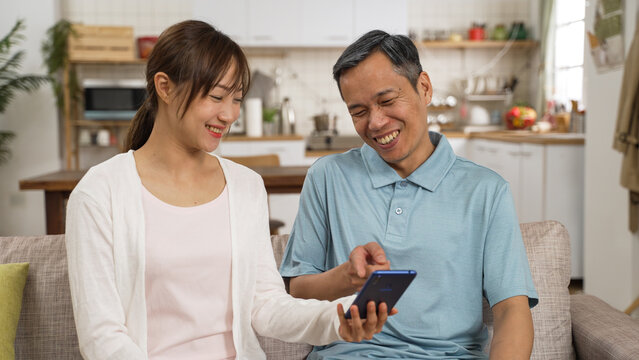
[{"left": 505, "top": 106, "right": 537, "bottom": 130}]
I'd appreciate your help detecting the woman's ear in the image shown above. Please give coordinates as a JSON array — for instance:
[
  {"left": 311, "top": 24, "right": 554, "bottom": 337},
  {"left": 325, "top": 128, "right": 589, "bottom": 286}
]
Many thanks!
[
  {"left": 418, "top": 71, "right": 433, "bottom": 105},
  {"left": 154, "top": 72, "right": 172, "bottom": 104}
]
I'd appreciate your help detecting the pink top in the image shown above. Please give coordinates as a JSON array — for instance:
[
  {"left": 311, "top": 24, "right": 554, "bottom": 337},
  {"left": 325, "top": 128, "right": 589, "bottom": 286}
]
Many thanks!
[{"left": 142, "top": 185, "right": 235, "bottom": 360}]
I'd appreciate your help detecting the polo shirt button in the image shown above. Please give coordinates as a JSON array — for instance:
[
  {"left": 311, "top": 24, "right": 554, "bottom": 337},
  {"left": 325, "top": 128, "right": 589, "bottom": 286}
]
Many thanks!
[
  {"left": 395, "top": 207, "right": 403, "bottom": 215},
  {"left": 400, "top": 181, "right": 408, "bottom": 188}
]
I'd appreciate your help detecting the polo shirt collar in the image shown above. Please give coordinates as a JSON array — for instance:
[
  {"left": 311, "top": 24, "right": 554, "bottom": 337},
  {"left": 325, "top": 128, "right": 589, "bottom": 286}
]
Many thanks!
[{"left": 362, "top": 131, "right": 457, "bottom": 191}]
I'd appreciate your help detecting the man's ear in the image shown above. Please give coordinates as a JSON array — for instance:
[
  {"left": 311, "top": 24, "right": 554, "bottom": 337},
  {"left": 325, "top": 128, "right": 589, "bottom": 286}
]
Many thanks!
[
  {"left": 418, "top": 71, "right": 433, "bottom": 105},
  {"left": 154, "top": 72, "right": 172, "bottom": 104}
]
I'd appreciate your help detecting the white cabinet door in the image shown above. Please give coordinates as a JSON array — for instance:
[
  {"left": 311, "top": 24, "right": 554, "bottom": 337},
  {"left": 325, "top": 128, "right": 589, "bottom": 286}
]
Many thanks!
[
  {"left": 215, "top": 139, "right": 307, "bottom": 166},
  {"left": 517, "top": 143, "right": 544, "bottom": 223},
  {"left": 193, "top": 0, "right": 249, "bottom": 43},
  {"left": 545, "top": 145, "right": 584, "bottom": 277},
  {"left": 447, "top": 137, "right": 468, "bottom": 158},
  {"left": 354, "top": 0, "right": 408, "bottom": 38},
  {"left": 470, "top": 140, "right": 523, "bottom": 221},
  {"left": 247, "top": 0, "right": 302, "bottom": 46},
  {"left": 301, "top": 0, "right": 354, "bottom": 46}
]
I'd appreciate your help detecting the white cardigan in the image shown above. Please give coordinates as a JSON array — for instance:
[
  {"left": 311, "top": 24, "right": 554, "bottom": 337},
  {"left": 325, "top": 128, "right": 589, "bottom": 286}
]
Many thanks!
[{"left": 66, "top": 151, "right": 352, "bottom": 360}]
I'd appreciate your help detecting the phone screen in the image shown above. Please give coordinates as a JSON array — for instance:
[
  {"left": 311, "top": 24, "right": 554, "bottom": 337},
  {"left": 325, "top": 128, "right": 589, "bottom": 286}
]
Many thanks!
[{"left": 344, "top": 270, "right": 417, "bottom": 319}]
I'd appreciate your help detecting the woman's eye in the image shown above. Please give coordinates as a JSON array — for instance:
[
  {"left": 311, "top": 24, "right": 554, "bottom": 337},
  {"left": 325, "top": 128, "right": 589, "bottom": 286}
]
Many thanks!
[
  {"left": 210, "top": 95, "right": 223, "bottom": 101},
  {"left": 233, "top": 98, "right": 243, "bottom": 104}
]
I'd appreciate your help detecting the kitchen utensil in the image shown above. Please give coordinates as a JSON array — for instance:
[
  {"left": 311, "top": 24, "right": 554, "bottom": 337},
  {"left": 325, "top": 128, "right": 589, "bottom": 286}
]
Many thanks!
[
  {"left": 468, "top": 105, "right": 490, "bottom": 125},
  {"left": 245, "top": 98, "right": 263, "bottom": 137},
  {"left": 468, "top": 24, "right": 485, "bottom": 41},
  {"left": 312, "top": 113, "right": 337, "bottom": 133}
]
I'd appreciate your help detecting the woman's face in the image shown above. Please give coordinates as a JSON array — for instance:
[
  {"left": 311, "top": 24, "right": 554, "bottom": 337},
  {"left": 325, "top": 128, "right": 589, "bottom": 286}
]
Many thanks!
[{"left": 168, "top": 63, "right": 243, "bottom": 153}]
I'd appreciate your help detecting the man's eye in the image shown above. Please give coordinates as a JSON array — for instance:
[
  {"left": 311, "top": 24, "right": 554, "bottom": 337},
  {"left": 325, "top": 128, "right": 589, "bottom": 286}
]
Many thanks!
[
  {"left": 209, "top": 95, "right": 223, "bottom": 101},
  {"left": 381, "top": 98, "right": 394, "bottom": 105},
  {"left": 233, "top": 98, "right": 243, "bottom": 104},
  {"left": 350, "top": 110, "right": 366, "bottom": 118}
]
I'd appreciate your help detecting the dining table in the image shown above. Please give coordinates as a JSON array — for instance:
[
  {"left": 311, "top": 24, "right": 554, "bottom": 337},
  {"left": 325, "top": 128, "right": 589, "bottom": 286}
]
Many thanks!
[{"left": 19, "top": 166, "right": 309, "bottom": 235}]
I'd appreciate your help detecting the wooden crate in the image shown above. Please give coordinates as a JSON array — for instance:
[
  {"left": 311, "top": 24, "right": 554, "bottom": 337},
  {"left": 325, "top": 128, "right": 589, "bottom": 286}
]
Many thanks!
[{"left": 68, "top": 24, "right": 135, "bottom": 62}]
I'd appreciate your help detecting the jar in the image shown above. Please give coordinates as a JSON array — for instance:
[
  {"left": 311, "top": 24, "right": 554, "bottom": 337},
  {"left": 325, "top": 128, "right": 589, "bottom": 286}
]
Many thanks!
[{"left": 492, "top": 24, "right": 508, "bottom": 41}]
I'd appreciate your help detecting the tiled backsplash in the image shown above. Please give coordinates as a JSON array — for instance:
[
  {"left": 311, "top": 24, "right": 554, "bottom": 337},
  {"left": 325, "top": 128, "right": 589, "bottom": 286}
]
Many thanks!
[{"left": 62, "top": 0, "right": 536, "bottom": 136}]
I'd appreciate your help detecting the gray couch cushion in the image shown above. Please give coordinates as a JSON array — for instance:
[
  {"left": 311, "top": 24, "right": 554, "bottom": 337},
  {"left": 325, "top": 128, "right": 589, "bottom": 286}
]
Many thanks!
[{"left": 0, "top": 235, "right": 81, "bottom": 360}]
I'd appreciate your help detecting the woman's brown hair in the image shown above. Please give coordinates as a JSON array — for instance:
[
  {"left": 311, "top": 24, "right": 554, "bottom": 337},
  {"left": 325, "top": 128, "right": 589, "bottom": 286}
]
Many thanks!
[{"left": 126, "top": 20, "right": 250, "bottom": 150}]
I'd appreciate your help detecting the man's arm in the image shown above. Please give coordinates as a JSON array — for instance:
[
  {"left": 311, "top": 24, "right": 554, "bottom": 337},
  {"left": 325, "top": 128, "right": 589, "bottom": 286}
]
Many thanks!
[
  {"left": 289, "top": 242, "right": 390, "bottom": 301},
  {"left": 489, "top": 295, "right": 534, "bottom": 360}
]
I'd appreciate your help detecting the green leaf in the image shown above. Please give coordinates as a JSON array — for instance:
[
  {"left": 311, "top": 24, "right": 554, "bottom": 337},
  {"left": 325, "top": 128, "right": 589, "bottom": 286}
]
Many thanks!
[{"left": 0, "top": 131, "right": 16, "bottom": 165}]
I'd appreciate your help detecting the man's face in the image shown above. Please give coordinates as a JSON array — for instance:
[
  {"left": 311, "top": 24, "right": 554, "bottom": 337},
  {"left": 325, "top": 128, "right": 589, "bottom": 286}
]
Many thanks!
[{"left": 339, "top": 52, "right": 433, "bottom": 177}]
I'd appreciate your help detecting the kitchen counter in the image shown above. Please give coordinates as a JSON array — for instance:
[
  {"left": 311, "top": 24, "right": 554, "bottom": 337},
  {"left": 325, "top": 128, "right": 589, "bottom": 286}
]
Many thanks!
[
  {"left": 469, "top": 131, "right": 585, "bottom": 145},
  {"left": 225, "top": 134, "right": 304, "bottom": 141}
]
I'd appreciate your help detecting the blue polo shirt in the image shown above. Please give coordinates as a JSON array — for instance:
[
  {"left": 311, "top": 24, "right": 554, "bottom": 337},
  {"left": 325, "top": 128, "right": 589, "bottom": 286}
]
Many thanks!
[{"left": 279, "top": 132, "right": 538, "bottom": 359}]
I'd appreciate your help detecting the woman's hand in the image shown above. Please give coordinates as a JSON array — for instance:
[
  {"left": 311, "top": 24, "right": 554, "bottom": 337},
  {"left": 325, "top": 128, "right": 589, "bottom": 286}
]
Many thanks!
[{"left": 337, "top": 301, "right": 398, "bottom": 342}]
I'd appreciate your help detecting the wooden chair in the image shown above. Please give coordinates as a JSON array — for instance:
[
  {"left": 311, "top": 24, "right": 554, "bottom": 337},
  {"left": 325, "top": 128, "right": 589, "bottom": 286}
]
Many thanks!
[{"left": 223, "top": 154, "right": 286, "bottom": 235}]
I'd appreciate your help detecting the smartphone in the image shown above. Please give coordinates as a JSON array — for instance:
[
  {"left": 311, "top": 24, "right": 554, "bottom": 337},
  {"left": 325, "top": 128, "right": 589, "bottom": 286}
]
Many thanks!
[{"left": 344, "top": 270, "right": 417, "bottom": 319}]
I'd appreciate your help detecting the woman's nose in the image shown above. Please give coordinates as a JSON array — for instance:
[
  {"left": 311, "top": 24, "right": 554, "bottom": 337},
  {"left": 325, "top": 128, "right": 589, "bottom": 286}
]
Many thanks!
[{"left": 219, "top": 101, "right": 239, "bottom": 123}]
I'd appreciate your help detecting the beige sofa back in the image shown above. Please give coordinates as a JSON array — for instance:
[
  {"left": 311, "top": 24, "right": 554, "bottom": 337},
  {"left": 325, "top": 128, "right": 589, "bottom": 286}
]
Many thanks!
[
  {"left": 0, "top": 235, "right": 81, "bottom": 359},
  {"left": 0, "top": 220, "right": 574, "bottom": 359}
]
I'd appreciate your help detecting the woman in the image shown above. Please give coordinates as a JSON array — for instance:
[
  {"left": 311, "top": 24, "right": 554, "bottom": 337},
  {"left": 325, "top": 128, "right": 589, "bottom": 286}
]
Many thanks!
[{"left": 65, "top": 20, "right": 393, "bottom": 360}]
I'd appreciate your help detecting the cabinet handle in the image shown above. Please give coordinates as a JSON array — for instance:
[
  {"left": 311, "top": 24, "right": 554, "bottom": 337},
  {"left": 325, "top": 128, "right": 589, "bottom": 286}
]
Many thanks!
[
  {"left": 508, "top": 151, "right": 520, "bottom": 156},
  {"left": 487, "top": 148, "right": 498, "bottom": 153},
  {"left": 519, "top": 151, "right": 532, "bottom": 157}
]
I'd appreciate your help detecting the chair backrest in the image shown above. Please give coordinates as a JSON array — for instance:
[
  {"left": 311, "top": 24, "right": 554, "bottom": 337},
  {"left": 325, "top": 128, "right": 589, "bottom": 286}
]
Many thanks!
[{"left": 224, "top": 154, "right": 280, "bottom": 168}]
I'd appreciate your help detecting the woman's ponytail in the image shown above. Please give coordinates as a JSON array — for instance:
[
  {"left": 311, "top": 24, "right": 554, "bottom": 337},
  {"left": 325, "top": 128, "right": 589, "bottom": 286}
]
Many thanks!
[{"left": 125, "top": 95, "right": 156, "bottom": 150}]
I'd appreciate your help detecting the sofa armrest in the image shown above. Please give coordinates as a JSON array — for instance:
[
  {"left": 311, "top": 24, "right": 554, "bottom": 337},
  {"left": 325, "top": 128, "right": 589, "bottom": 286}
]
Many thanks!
[
  {"left": 570, "top": 293, "right": 639, "bottom": 360},
  {"left": 257, "top": 335, "right": 313, "bottom": 360}
]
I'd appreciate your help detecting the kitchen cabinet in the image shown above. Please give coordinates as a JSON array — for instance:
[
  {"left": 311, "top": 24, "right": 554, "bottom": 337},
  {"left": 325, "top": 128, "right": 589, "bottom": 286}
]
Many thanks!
[
  {"left": 193, "top": 0, "right": 407, "bottom": 47},
  {"left": 468, "top": 139, "right": 584, "bottom": 278},
  {"left": 215, "top": 136, "right": 308, "bottom": 235},
  {"left": 215, "top": 136, "right": 307, "bottom": 166},
  {"left": 193, "top": 0, "right": 248, "bottom": 43},
  {"left": 353, "top": 0, "right": 408, "bottom": 38}
]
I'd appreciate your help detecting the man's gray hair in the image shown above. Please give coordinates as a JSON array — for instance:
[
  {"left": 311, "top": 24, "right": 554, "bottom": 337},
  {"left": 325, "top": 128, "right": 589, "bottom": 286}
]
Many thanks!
[{"left": 332, "top": 30, "right": 423, "bottom": 97}]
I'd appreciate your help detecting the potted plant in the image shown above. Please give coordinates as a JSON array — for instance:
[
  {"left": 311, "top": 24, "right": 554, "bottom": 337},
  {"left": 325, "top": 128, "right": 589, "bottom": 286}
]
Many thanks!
[
  {"left": 41, "top": 19, "right": 78, "bottom": 109},
  {"left": 0, "top": 19, "right": 50, "bottom": 165}
]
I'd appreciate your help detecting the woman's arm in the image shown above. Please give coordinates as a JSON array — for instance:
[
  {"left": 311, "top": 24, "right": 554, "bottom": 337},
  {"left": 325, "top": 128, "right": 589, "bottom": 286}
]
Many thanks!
[{"left": 66, "top": 190, "right": 146, "bottom": 360}]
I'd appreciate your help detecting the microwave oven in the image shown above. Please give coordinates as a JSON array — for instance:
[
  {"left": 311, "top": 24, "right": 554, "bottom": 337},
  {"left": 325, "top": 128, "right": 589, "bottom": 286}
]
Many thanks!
[{"left": 83, "top": 79, "right": 147, "bottom": 120}]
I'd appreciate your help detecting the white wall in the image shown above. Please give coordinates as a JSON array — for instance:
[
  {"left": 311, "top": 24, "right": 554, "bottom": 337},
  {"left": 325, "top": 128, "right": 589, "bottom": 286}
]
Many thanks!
[
  {"left": 0, "top": 1, "right": 61, "bottom": 236},
  {"left": 583, "top": 1, "right": 639, "bottom": 311}
]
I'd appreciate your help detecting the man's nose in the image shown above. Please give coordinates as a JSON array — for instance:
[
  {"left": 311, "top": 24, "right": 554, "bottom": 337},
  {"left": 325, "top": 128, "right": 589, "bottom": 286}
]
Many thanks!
[{"left": 368, "top": 107, "right": 387, "bottom": 130}]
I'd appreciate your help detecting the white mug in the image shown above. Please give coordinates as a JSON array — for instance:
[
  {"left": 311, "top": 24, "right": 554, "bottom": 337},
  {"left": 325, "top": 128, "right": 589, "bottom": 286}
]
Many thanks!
[{"left": 97, "top": 129, "right": 110, "bottom": 147}]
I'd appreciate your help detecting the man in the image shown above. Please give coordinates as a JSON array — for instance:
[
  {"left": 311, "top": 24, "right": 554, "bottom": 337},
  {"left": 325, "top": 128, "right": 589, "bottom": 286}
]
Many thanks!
[{"left": 279, "top": 30, "right": 538, "bottom": 359}]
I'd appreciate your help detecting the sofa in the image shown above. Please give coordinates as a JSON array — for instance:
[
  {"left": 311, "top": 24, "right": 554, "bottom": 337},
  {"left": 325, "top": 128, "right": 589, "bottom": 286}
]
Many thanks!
[{"left": 1, "top": 220, "right": 638, "bottom": 359}]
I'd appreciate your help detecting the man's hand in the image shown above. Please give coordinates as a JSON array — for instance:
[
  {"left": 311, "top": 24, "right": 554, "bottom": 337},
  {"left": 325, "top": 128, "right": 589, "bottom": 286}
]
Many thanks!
[
  {"left": 288, "top": 242, "right": 390, "bottom": 301},
  {"left": 345, "top": 242, "right": 390, "bottom": 291},
  {"left": 337, "top": 301, "right": 398, "bottom": 342}
]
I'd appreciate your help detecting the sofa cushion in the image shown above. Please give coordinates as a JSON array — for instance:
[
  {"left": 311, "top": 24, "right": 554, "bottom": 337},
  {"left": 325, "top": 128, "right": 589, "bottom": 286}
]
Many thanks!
[
  {"left": 0, "top": 235, "right": 82, "bottom": 359},
  {"left": 520, "top": 221, "right": 575, "bottom": 359},
  {"left": 0, "top": 262, "right": 29, "bottom": 359}
]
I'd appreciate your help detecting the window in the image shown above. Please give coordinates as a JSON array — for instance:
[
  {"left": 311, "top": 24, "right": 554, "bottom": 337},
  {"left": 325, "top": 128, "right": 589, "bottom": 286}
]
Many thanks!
[{"left": 552, "top": 0, "right": 585, "bottom": 110}]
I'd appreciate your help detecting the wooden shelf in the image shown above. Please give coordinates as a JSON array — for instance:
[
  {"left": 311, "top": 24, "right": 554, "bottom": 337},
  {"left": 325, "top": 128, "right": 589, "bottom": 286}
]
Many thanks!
[
  {"left": 70, "top": 58, "right": 147, "bottom": 65},
  {"left": 419, "top": 40, "right": 538, "bottom": 49},
  {"left": 74, "top": 120, "right": 131, "bottom": 127}
]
